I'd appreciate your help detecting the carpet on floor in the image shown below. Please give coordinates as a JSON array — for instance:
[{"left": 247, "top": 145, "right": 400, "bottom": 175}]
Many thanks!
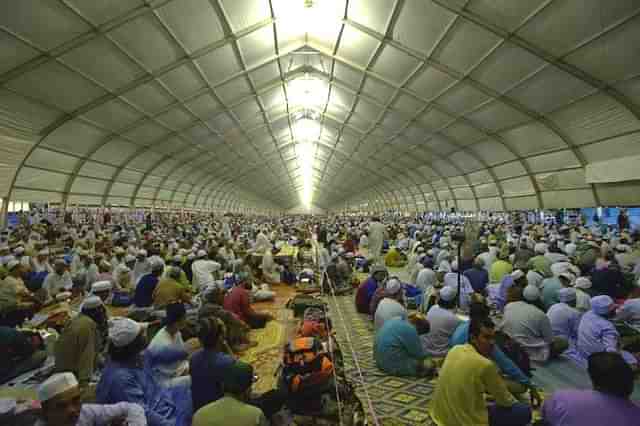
[
  {"left": 241, "top": 284, "right": 298, "bottom": 394},
  {"left": 326, "top": 293, "right": 438, "bottom": 426}
]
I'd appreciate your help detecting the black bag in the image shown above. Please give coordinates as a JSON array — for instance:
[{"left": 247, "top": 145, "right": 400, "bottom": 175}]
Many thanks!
[{"left": 287, "top": 295, "right": 327, "bottom": 318}]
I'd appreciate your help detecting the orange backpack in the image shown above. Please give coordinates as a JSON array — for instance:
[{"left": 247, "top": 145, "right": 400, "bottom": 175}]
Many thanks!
[{"left": 282, "top": 337, "right": 334, "bottom": 393}]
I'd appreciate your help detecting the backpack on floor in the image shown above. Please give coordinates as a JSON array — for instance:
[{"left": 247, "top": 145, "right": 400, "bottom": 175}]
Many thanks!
[
  {"left": 286, "top": 295, "right": 327, "bottom": 318},
  {"left": 297, "top": 307, "right": 332, "bottom": 339},
  {"left": 281, "top": 337, "right": 334, "bottom": 396}
]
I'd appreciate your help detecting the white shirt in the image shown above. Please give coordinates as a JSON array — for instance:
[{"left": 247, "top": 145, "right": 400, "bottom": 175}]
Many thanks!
[
  {"left": 416, "top": 268, "right": 436, "bottom": 292},
  {"left": 147, "top": 327, "right": 188, "bottom": 387},
  {"left": 35, "top": 402, "right": 146, "bottom": 426},
  {"left": 192, "top": 259, "right": 220, "bottom": 290}
]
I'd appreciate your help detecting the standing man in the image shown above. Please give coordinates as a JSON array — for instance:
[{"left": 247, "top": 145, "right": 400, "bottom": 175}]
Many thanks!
[{"left": 368, "top": 217, "right": 387, "bottom": 264}]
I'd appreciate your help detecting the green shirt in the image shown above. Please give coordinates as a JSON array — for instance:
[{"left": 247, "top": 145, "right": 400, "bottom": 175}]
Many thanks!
[
  {"left": 429, "top": 344, "right": 515, "bottom": 426},
  {"left": 54, "top": 314, "right": 97, "bottom": 386},
  {"left": 192, "top": 396, "right": 268, "bottom": 426}
]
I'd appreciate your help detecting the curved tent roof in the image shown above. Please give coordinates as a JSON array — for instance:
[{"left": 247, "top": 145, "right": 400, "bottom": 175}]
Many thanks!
[{"left": 0, "top": 0, "right": 639, "bottom": 214}]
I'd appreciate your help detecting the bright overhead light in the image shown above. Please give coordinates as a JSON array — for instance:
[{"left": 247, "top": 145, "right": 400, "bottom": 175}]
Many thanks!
[
  {"left": 287, "top": 74, "right": 328, "bottom": 109},
  {"left": 295, "top": 117, "right": 321, "bottom": 142},
  {"left": 273, "top": 0, "right": 343, "bottom": 41}
]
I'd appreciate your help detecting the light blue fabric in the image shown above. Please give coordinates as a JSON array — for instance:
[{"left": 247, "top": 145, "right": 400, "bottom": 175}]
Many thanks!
[
  {"left": 96, "top": 350, "right": 192, "bottom": 426},
  {"left": 541, "top": 277, "right": 563, "bottom": 309},
  {"left": 547, "top": 303, "right": 581, "bottom": 343},
  {"left": 450, "top": 321, "right": 531, "bottom": 386},
  {"left": 374, "top": 318, "right": 426, "bottom": 376},
  {"left": 566, "top": 310, "right": 638, "bottom": 369}
]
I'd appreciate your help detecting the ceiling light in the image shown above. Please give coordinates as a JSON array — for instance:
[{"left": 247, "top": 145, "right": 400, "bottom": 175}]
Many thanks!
[
  {"left": 295, "top": 117, "right": 321, "bottom": 142},
  {"left": 287, "top": 74, "right": 328, "bottom": 110},
  {"left": 273, "top": 0, "right": 343, "bottom": 40}
]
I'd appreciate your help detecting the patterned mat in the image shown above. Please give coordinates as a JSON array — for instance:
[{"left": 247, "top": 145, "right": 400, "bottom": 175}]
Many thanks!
[
  {"left": 326, "top": 294, "right": 438, "bottom": 426},
  {"left": 241, "top": 285, "right": 297, "bottom": 394}
]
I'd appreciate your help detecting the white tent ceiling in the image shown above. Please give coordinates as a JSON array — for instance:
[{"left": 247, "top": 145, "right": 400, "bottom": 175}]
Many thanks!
[{"left": 0, "top": 0, "right": 639, "bottom": 213}]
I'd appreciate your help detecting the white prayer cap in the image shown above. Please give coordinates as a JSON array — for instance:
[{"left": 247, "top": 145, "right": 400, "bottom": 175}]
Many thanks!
[
  {"left": 117, "top": 266, "right": 131, "bottom": 274},
  {"left": 534, "top": 243, "right": 547, "bottom": 254},
  {"left": 511, "top": 269, "right": 525, "bottom": 281},
  {"left": 82, "top": 295, "right": 103, "bottom": 311},
  {"left": 6, "top": 259, "right": 20, "bottom": 271},
  {"left": 13, "top": 246, "right": 25, "bottom": 255},
  {"left": 416, "top": 246, "right": 425, "bottom": 253},
  {"left": 575, "top": 277, "right": 592, "bottom": 290},
  {"left": 149, "top": 256, "right": 165, "bottom": 270},
  {"left": 523, "top": 285, "right": 541, "bottom": 302},
  {"left": 38, "top": 248, "right": 50, "bottom": 256},
  {"left": 91, "top": 280, "right": 112, "bottom": 292},
  {"left": 440, "top": 285, "right": 457, "bottom": 302},
  {"left": 137, "top": 249, "right": 148, "bottom": 257},
  {"left": 0, "top": 244, "right": 8, "bottom": 252},
  {"left": 125, "top": 254, "right": 136, "bottom": 263},
  {"left": 187, "top": 253, "right": 196, "bottom": 260},
  {"left": 53, "top": 258, "right": 66, "bottom": 266},
  {"left": 427, "top": 249, "right": 434, "bottom": 256},
  {"left": 38, "top": 372, "right": 78, "bottom": 402},
  {"left": 178, "top": 249, "right": 188, "bottom": 256},
  {"left": 197, "top": 249, "right": 207, "bottom": 258},
  {"left": 55, "top": 291, "right": 72, "bottom": 302},
  {"left": 108, "top": 317, "right": 145, "bottom": 348},
  {"left": 385, "top": 278, "right": 402, "bottom": 295}
]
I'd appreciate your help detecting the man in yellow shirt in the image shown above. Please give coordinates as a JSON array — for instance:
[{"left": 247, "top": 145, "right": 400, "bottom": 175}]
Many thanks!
[{"left": 428, "top": 317, "right": 532, "bottom": 426}]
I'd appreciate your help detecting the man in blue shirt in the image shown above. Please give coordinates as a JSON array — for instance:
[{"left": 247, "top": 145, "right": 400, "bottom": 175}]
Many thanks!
[
  {"left": 134, "top": 256, "right": 164, "bottom": 308},
  {"left": 190, "top": 317, "right": 235, "bottom": 412},
  {"left": 374, "top": 315, "right": 433, "bottom": 377}
]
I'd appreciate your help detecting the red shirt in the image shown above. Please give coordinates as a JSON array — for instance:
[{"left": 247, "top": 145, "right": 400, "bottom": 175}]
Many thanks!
[{"left": 223, "top": 286, "right": 253, "bottom": 323}]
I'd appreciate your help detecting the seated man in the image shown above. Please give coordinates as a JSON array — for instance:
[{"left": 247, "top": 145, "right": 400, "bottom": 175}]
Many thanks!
[
  {"left": 147, "top": 303, "right": 190, "bottom": 387},
  {"left": 373, "top": 278, "right": 407, "bottom": 330},
  {"left": 422, "top": 286, "right": 462, "bottom": 357},
  {"left": 429, "top": 317, "right": 531, "bottom": 426},
  {"left": 450, "top": 302, "right": 538, "bottom": 398},
  {"left": 153, "top": 267, "right": 192, "bottom": 310},
  {"left": 134, "top": 256, "right": 165, "bottom": 308},
  {"left": 615, "top": 277, "right": 640, "bottom": 329},
  {"left": 0, "top": 326, "right": 47, "bottom": 384},
  {"left": 374, "top": 315, "right": 433, "bottom": 377},
  {"left": 260, "top": 247, "right": 282, "bottom": 285},
  {"left": 384, "top": 246, "right": 405, "bottom": 267},
  {"left": 192, "top": 361, "right": 267, "bottom": 426},
  {"left": 547, "top": 288, "right": 581, "bottom": 351},
  {"left": 464, "top": 257, "right": 489, "bottom": 294},
  {"left": 54, "top": 295, "right": 107, "bottom": 388},
  {"left": 96, "top": 318, "right": 192, "bottom": 426},
  {"left": 542, "top": 352, "right": 640, "bottom": 425},
  {"left": 190, "top": 318, "right": 235, "bottom": 412},
  {"left": 355, "top": 264, "right": 387, "bottom": 314},
  {"left": 38, "top": 372, "right": 146, "bottom": 426},
  {"left": 567, "top": 295, "right": 639, "bottom": 370},
  {"left": 0, "top": 260, "right": 39, "bottom": 327},
  {"left": 199, "top": 287, "right": 253, "bottom": 353},
  {"left": 500, "top": 285, "right": 568, "bottom": 362},
  {"left": 224, "top": 279, "right": 273, "bottom": 329},
  {"left": 42, "top": 258, "right": 73, "bottom": 300}
]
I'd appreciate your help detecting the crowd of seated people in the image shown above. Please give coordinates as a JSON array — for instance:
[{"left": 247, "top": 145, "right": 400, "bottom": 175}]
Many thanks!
[{"left": 1, "top": 209, "right": 640, "bottom": 425}]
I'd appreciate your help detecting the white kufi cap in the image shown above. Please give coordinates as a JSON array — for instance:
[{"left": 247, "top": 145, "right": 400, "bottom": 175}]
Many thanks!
[{"left": 38, "top": 372, "right": 78, "bottom": 402}]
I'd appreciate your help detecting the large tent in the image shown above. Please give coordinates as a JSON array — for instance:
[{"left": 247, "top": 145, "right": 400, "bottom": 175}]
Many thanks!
[{"left": 1, "top": 0, "right": 639, "bottom": 217}]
